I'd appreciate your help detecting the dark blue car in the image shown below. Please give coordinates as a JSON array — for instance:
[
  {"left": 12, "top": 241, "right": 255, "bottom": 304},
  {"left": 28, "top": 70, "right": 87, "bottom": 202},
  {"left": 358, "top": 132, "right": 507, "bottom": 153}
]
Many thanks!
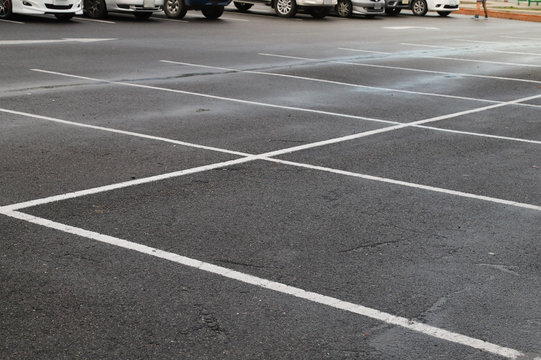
[{"left": 164, "top": 0, "right": 231, "bottom": 18}]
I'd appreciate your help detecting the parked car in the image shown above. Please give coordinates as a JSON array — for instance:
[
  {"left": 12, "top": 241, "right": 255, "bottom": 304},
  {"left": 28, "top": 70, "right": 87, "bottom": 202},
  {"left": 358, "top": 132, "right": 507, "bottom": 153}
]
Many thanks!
[
  {"left": 0, "top": 0, "right": 82, "bottom": 20},
  {"left": 232, "top": 0, "right": 337, "bottom": 18},
  {"left": 385, "top": 0, "right": 459, "bottom": 16},
  {"left": 164, "top": 0, "right": 231, "bottom": 19},
  {"left": 84, "top": 0, "right": 163, "bottom": 19},
  {"left": 335, "top": 0, "right": 384, "bottom": 17}
]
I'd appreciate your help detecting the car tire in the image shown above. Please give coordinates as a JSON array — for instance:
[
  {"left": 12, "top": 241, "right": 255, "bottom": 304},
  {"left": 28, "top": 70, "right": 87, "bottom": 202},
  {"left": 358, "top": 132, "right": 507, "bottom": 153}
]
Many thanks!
[
  {"left": 85, "top": 0, "right": 107, "bottom": 19},
  {"left": 385, "top": 7, "right": 401, "bottom": 15},
  {"left": 274, "top": 0, "right": 297, "bottom": 17},
  {"left": 310, "top": 6, "right": 329, "bottom": 18},
  {"left": 437, "top": 10, "right": 450, "bottom": 16},
  {"left": 55, "top": 13, "right": 75, "bottom": 20},
  {"left": 336, "top": 0, "right": 352, "bottom": 17},
  {"left": 411, "top": 0, "right": 427, "bottom": 15},
  {"left": 0, "top": 0, "right": 13, "bottom": 20},
  {"left": 134, "top": 12, "right": 153, "bottom": 19},
  {"left": 201, "top": 5, "right": 224, "bottom": 18},
  {"left": 164, "top": 0, "right": 188, "bottom": 18},
  {"left": 234, "top": 1, "right": 253, "bottom": 11}
]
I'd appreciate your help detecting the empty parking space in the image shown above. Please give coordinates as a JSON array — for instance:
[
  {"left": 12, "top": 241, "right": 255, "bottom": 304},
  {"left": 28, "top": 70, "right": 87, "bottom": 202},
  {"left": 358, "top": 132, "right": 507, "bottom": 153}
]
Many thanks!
[{"left": 1, "top": 10, "right": 540, "bottom": 360}]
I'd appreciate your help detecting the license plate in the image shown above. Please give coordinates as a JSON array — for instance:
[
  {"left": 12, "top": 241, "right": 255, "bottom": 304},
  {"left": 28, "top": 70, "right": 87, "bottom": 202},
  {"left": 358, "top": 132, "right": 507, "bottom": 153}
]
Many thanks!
[
  {"left": 375, "top": 5, "right": 381, "bottom": 8},
  {"left": 402, "top": 0, "right": 409, "bottom": 3},
  {"left": 449, "top": 0, "right": 456, "bottom": 5},
  {"left": 143, "top": 0, "right": 154, "bottom": 7}
]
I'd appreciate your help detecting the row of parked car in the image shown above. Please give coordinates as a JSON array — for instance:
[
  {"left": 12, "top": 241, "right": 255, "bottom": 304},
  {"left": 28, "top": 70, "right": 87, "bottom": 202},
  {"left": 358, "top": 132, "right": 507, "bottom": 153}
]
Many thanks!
[{"left": 0, "top": 0, "right": 459, "bottom": 21}]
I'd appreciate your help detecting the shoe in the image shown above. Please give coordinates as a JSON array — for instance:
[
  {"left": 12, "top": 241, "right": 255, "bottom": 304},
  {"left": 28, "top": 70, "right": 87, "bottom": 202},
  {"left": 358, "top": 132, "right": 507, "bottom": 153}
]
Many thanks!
[
  {"left": 484, "top": 15, "right": 488, "bottom": 19},
  {"left": 472, "top": 14, "right": 479, "bottom": 19}
]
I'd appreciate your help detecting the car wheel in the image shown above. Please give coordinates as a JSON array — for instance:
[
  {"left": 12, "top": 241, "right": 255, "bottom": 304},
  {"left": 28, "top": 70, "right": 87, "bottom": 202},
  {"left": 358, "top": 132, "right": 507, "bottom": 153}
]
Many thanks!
[
  {"left": 274, "top": 0, "right": 296, "bottom": 17},
  {"left": 437, "top": 10, "right": 450, "bottom": 16},
  {"left": 336, "top": 0, "right": 352, "bottom": 17},
  {"left": 55, "top": 13, "right": 75, "bottom": 20},
  {"left": 385, "top": 7, "right": 401, "bottom": 15},
  {"left": 0, "top": 0, "right": 13, "bottom": 19},
  {"left": 164, "top": 0, "right": 188, "bottom": 18},
  {"left": 310, "top": 6, "right": 329, "bottom": 18},
  {"left": 134, "top": 12, "right": 152, "bottom": 19},
  {"left": 84, "top": 0, "right": 107, "bottom": 18},
  {"left": 411, "top": 0, "right": 427, "bottom": 15},
  {"left": 234, "top": 1, "right": 253, "bottom": 11},
  {"left": 201, "top": 5, "right": 224, "bottom": 18}
]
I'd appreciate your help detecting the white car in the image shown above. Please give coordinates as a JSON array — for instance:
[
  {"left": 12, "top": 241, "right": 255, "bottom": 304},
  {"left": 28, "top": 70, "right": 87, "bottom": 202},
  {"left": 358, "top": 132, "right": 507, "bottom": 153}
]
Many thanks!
[
  {"left": 385, "top": 0, "right": 459, "bottom": 16},
  {"left": 0, "top": 0, "right": 83, "bottom": 20},
  {"left": 83, "top": 0, "right": 163, "bottom": 19},
  {"left": 232, "top": 0, "right": 337, "bottom": 18},
  {"left": 335, "top": 0, "right": 385, "bottom": 17}
]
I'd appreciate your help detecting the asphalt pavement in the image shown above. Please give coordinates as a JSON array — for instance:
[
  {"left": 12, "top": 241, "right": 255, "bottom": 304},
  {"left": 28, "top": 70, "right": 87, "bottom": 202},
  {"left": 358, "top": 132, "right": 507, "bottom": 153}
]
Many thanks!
[{"left": 1, "top": 7, "right": 541, "bottom": 360}]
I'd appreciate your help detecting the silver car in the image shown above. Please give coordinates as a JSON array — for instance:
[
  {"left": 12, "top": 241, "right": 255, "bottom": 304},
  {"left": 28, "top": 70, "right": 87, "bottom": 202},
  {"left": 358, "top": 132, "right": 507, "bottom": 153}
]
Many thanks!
[
  {"left": 84, "top": 0, "right": 163, "bottom": 19},
  {"left": 336, "top": 0, "right": 384, "bottom": 17},
  {"left": 232, "top": 0, "right": 336, "bottom": 18}
]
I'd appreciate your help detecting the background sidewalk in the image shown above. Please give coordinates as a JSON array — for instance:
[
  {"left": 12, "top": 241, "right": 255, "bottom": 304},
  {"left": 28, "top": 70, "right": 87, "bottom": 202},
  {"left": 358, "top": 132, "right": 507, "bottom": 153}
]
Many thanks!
[{"left": 457, "top": 0, "right": 541, "bottom": 22}]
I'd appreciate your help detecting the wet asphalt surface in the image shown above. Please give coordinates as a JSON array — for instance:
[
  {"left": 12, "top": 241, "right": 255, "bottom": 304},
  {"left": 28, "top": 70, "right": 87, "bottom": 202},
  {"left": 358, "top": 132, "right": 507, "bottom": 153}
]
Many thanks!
[{"left": 1, "top": 6, "right": 540, "bottom": 360}]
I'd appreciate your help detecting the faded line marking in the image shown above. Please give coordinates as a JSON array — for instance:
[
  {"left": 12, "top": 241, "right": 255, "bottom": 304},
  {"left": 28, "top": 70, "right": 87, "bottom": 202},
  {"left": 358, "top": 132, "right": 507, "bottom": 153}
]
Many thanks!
[
  {"left": 1, "top": 209, "right": 529, "bottom": 360},
  {"left": 0, "top": 18, "right": 24, "bottom": 24},
  {"left": 339, "top": 47, "right": 541, "bottom": 68},
  {"left": 258, "top": 53, "right": 541, "bottom": 85},
  {"left": 401, "top": 42, "right": 541, "bottom": 57}
]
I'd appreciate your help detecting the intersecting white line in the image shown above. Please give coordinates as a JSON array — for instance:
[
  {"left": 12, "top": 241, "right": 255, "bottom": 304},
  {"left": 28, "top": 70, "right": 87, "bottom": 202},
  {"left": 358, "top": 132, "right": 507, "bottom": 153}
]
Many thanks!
[
  {"left": 1, "top": 210, "right": 532, "bottom": 360},
  {"left": 258, "top": 53, "right": 541, "bottom": 85},
  {"left": 2, "top": 102, "right": 541, "bottom": 214},
  {"left": 2, "top": 66, "right": 541, "bottom": 359}
]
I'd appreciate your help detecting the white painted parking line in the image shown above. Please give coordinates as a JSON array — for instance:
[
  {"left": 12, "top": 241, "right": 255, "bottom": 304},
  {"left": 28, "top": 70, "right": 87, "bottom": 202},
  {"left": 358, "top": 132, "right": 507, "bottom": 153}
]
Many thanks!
[
  {"left": 23, "top": 69, "right": 541, "bottom": 145},
  {"left": 265, "top": 157, "right": 541, "bottom": 212},
  {"left": 0, "top": 108, "right": 249, "bottom": 157},
  {"left": 2, "top": 88, "right": 541, "bottom": 214},
  {"left": 154, "top": 17, "right": 189, "bottom": 23},
  {"left": 220, "top": 16, "right": 249, "bottom": 21},
  {"left": 400, "top": 43, "right": 458, "bottom": 49},
  {"left": 73, "top": 17, "right": 116, "bottom": 24},
  {"left": 339, "top": 47, "right": 541, "bottom": 68},
  {"left": 258, "top": 53, "right": 541, "bottom": 85},
  {"left": 160, "top": 59, "right": 503, "bottom": 105},
  {"left": 0, "top": 156, "right": 257, "bottom": 213},
  {"left": 0, "top": 38, "right": 117, "bottom": 45},
  {"left": 384, "top": 26, "right": 440, "bottom": 30},
  {"left": 500, "top": 35, "right": 541, "bottom": 41},
  {"left": 400, "top": 43, "right": 541, "bottom": 57},
  {"left": 0, "top": 18, "right": 24, "bottom": 24},
  {"left": 2, "top": 210, "right": 536, "bottom": 360},
  {"left": 30, "top": 68, "right": 395, "bottom": 126}
]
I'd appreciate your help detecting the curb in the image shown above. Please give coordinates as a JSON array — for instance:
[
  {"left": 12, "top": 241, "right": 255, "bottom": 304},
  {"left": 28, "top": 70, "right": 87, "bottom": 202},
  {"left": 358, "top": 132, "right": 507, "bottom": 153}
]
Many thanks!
[{"left": 457, "top": 8, "right": 541, "bottom": 22}]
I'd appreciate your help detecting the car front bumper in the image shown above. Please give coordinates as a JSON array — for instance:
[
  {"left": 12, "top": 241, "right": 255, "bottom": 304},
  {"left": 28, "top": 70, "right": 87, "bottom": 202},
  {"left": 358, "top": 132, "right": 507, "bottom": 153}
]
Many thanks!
[
  {"left": 12, "top": 0, "right": 83, "bottom": 14},
  {"left": 352, "top": 0, "right": 384, "bottom": 14}
]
